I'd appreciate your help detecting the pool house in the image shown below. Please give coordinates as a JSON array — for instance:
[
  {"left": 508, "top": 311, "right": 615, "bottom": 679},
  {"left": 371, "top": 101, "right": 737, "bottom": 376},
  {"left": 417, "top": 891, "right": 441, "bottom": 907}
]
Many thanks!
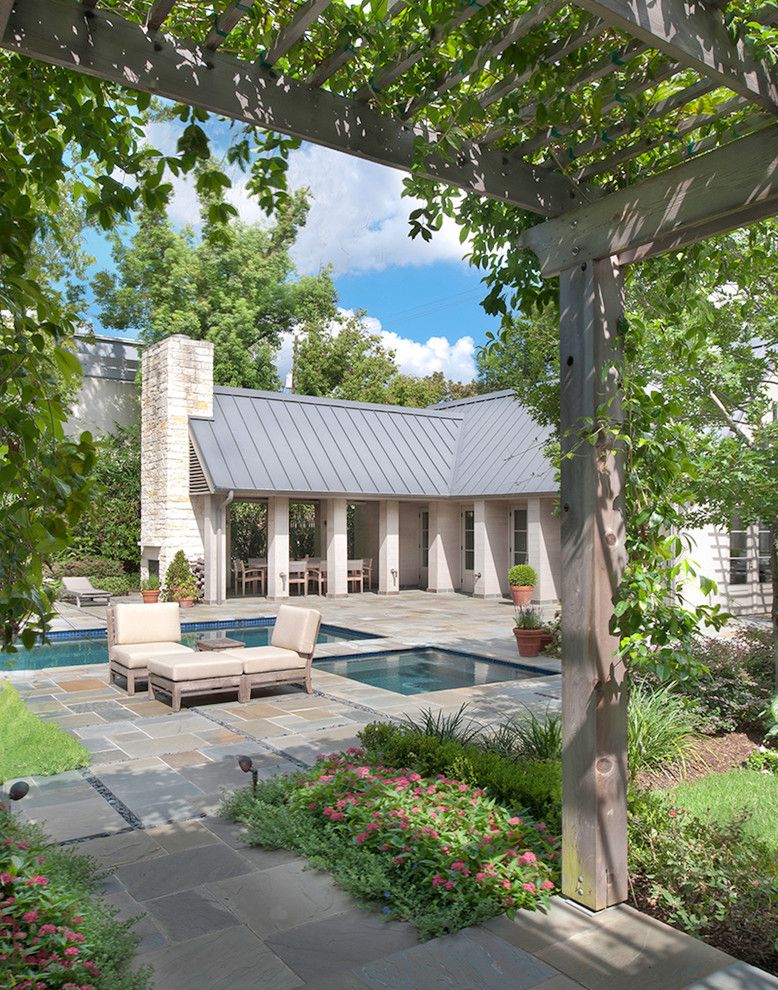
[{"left": 140, "top": 334, "right": 562, "bottom": 606}]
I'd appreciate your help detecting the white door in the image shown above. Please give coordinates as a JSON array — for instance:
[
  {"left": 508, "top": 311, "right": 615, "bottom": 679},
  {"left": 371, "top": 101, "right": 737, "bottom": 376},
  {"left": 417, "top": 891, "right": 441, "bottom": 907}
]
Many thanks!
[
  {"left": 419, "top": 510, "right": 429, "bottom": 588},
  {"left": 461, "top": 508, "right": 475, "bottom": 594}
]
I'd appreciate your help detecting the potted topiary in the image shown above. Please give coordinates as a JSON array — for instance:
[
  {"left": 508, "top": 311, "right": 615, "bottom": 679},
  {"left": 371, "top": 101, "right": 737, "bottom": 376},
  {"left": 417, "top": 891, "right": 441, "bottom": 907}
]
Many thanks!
[
  {"left": 508, "top": 564, "right": 536, "bottom": 606},
  {"left": 164, "top": 551, "right": 199, "bottom": 608},
  {"left": 512, "top": 606, "right": 544, "bottom": 657},
  {"left": 140, "top": 575, "right": 161, "bottom": 604}
]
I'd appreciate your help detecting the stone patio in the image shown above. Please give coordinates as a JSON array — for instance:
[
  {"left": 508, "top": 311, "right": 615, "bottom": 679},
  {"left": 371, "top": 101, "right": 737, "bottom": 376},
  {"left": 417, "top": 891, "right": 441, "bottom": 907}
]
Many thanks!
[{"left": 4, "top": 592, "right": 777, "bottom": 989}]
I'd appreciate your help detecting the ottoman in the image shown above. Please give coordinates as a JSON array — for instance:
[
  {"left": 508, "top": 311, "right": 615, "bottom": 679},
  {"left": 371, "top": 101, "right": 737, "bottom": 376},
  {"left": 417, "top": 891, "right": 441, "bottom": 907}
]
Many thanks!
[{"left": 147, "top": 652, "right": 246, "bottom": 711}]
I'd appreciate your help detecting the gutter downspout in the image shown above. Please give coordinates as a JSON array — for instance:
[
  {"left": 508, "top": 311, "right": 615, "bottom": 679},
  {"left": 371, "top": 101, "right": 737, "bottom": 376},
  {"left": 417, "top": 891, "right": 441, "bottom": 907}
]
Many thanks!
[{"left": 217, "top": 490, "right": 234, "bottom": 604}]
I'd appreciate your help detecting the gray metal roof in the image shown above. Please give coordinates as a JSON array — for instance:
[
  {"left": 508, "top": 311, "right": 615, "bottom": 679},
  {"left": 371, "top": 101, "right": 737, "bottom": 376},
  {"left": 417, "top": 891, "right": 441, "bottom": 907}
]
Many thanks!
[{"left": 189, "top": 386, "right": 556, "bottom": 499}]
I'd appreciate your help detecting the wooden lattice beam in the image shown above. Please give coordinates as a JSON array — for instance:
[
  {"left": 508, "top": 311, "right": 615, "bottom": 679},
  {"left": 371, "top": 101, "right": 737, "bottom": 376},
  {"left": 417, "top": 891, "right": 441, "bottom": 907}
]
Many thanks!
[
  {"left": 306, "top": 0, "right": 408, "bottom": 86},
  {"left": 521, "top": 124, "right": 778, "bottom": 273},
  {"left": 145, "top": 0, "right": 177, "bottom": 33},
  {"left": 264, "top": 0, "right": 331, "bottom": 67},
  {"left": 1, "top": 0, "right": 580, "bottom": 216},
  {"left": 205, "top": 0, "right": 256, "bottom": 52},
  {"left": 355, "top": 0, "right": 496, "bottom": 102},
  {"left": 0, "top": 0, "right": 14, "bottom": 38},
  {"left": 403, "top": 0, "right": 565, "bottom": 118},
  {"left": 576, "top": 94, "right": 747, "bottom": 180},
  {"left": 573, "top": 0, "right": 778, "bottom": 112}
]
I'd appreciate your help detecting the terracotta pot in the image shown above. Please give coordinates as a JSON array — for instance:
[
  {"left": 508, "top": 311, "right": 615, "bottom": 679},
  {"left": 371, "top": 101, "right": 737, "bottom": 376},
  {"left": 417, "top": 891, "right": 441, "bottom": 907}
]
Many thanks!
[
  {"left": 513, "top": 628, "right": 544, "bottom": 658},
  {"left": 538, "top": 632, "right": 554, "bottom": 650},
  {"left": 510, "top": 585, "right": 534, "bottom": 606},
  {"left": 141, "top": 589, "right": 161, "bottom": 604},
  {"left": 177, "top": 597, "right": 195, "bottom": 608}
]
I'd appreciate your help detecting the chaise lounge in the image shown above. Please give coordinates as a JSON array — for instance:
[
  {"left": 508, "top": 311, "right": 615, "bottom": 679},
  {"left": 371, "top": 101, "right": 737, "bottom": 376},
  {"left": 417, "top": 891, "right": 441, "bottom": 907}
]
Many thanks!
[
  {"left": 62, "top": 577, "right": 112, "bottom": 608},
  {"left": 146, "top": 604, "right": 322, "bottom": 711},
  {"left": 108, "top": 602, "right": 195, "bottom": 694}
]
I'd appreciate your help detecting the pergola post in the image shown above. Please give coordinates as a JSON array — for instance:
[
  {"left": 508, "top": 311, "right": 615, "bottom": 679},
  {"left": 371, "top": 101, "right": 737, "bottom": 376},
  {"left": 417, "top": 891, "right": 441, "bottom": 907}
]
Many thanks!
[
  {"left": 558, "top": 257, "right": 628, "bottom": 911},
  {"left": 267, "top": 496, "right": 290, "bottom": 600}
]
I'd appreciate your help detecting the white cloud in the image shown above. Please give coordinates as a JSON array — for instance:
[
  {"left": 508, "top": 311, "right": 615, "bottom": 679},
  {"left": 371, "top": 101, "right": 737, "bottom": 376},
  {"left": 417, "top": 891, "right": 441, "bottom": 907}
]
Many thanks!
[{"left": 276, "top": 308, "right": 477, "bottom": 386}]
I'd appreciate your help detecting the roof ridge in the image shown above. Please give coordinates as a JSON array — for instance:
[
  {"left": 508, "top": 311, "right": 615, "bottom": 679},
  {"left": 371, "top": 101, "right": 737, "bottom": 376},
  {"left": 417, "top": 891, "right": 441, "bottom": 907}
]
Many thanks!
[{"left": 213, "top": 385, "right": 465, "bottom": 419}]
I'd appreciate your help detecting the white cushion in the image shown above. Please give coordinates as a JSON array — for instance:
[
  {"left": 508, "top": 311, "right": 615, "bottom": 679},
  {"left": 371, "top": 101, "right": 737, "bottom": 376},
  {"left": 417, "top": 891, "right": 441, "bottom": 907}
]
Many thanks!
[
  {"left": 227, "top": 645, "right": 306, "bottom": 674},
  {"left": 112, "top": 602, "right": 181, "bottom": 646},
  {"left": 271, "top": 605, "right": 321, "bottom": 657},
  {"left": 110, "top": 642, "right": 193, "bottom": 669},
  {"left": 148, "top": 652, "right": 243, "bottom": 680}
]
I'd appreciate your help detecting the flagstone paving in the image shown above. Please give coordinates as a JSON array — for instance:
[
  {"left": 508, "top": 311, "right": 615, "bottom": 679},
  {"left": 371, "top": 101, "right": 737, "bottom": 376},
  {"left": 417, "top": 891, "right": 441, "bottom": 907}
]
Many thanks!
[{"left": 4, "top": 592, "right": 777, "bottom": 988}]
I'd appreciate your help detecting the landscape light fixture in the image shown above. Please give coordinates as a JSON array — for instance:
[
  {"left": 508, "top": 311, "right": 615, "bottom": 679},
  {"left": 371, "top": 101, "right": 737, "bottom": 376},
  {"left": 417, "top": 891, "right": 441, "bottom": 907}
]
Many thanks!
[
  {"left": 0, "top": 779, "right": 30, "bottom": 812},
  {"left": 238, "top": 755, "right": 258, "bottom": 796}
]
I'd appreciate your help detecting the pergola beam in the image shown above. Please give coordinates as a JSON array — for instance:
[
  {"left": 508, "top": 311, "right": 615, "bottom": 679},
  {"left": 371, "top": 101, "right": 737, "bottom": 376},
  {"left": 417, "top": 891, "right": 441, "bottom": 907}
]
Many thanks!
[
  {"left": 264, "top": 0, "right": 331, "bottom": 67},
  {"left": 0, "top": 0, "right": 13, "bottom": 37},
  {"left": 306, "top": 0, "right": 407, "bottom": 86},
  {"left": 573, "top": 0, "right": 778, "bottom": 112},
  {"left": 204, "top": 0, "right": 256, "bottom": 52},
  {"left": 145, "top": 0, "right": 177, "bottom": 33},
  {"left": 521, "top": 124, "right": 778, "bottom": 274},
  {"left": 1, "top": 0, "right": 579, "bottom": 217}
]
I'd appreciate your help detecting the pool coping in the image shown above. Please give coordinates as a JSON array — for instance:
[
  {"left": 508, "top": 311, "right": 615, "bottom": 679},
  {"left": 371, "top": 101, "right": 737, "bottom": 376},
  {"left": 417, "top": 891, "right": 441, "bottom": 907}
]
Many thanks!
[{"left": 42, "top": 617, "right": 382, "bottom": 642}]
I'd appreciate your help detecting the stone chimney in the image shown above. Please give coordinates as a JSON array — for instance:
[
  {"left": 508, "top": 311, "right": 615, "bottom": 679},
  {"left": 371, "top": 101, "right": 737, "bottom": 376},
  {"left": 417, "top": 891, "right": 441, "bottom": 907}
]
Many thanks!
[{"left": 140, "top": 335, "right": 214, "bottom": 582}]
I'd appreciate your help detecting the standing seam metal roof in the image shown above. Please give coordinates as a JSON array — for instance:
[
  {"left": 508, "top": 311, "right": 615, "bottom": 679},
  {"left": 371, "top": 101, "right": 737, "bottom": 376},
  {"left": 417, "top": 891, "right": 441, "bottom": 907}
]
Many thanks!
[{"left": 189, "top": 386, "right": 556, "bottom": 498}]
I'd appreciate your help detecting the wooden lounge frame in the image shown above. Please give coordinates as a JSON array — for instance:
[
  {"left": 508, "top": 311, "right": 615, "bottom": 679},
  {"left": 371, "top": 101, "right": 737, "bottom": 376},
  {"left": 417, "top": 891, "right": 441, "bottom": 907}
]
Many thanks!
[
  {"left": 148, "top": 670, "right": 248, "bottom": 712},
  {"left": 4, "top": 0, "right": 777, "bottom": 912}
]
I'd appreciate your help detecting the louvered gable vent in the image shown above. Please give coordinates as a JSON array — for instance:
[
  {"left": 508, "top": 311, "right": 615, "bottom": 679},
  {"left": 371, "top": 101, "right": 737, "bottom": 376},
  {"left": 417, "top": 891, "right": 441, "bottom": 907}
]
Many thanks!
[{"left": 189, "top": 442, "right": 210, "bottom": 493}]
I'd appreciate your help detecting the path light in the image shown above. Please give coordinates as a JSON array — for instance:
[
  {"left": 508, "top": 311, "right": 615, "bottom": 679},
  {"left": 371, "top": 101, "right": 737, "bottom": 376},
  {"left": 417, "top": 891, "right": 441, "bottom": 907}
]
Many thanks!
[
  {"left": 237, "top": 755, "right": 258, "bottom": 796},
  {"left": 0, "top": 779, "right": 29, "bottom": 812}
]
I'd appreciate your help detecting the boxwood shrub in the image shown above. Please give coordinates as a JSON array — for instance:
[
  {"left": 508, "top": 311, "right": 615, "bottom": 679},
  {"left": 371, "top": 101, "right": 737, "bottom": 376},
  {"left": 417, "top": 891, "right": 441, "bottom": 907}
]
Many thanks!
[{"left": 359, "top": 721, "right": 562, "bottom": 831}]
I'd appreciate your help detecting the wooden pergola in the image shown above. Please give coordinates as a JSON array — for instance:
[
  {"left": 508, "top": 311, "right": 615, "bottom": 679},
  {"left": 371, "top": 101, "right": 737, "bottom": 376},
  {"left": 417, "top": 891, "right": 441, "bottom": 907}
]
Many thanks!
[{"left": 3, "top": 0, "right": 776, "bottom": 911}]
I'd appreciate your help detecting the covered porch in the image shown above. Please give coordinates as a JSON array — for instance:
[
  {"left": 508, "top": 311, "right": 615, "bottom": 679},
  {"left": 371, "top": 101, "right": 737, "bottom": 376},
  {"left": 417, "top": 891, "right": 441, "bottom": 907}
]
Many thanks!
[{"left": 198, "top": 493, "right": 560, "bottom": 605}]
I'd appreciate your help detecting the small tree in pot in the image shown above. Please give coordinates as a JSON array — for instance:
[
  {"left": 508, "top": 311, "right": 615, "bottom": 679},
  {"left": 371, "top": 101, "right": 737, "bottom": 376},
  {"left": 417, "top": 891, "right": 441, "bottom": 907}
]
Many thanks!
[
  {"left": 163, "top": 551, "right": 199, "bottom": 608},
  {"left": 508, "top": 564, "right": 536, "bottom": 606},
  {"left": 513, "top": 606, "right": 544, "bottom": 657}
]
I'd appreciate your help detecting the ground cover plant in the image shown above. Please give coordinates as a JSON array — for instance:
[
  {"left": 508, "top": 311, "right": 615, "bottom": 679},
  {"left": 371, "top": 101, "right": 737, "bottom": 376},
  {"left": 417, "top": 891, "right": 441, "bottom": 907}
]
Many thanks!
[
  {"left": 672, "top": 769, "right": 778, "bottom": 854},
  {"left": 224, "top": 748, "right": 560, "bottom": 939},
  {"left": 0, "top": 813, "right": 149, "bottom": 989},
  {"left": 628, "top": 790, "right": 778, "bottom": 974},
  {"left": 0, "top": 683, "right": 88, "bottom": 779}
]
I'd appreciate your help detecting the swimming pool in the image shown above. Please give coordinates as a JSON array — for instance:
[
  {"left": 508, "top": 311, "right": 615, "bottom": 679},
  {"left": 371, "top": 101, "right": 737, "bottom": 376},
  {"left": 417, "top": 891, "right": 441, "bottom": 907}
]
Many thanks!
[
  {"left": 315, "top": 648, "right": 550, "bottom": 695},
  {"left": 12, "top": 619, "right": 374, "bottom": 671}
]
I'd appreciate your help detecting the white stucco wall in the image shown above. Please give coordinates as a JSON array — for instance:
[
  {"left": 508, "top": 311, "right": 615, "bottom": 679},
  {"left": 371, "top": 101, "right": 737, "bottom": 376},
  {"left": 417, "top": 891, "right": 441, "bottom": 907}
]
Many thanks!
[
  {"left": 65, "top": 376, "right": 139, "bottom": 437},
  {"left": 684, "top": 522, "right": 772, "bottom": 616}
]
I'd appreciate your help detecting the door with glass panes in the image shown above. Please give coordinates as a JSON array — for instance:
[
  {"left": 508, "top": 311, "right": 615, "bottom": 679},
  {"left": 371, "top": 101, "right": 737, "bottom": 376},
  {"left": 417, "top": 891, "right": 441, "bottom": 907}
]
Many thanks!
[
  {"left": 419, "top": 510, "right": 429, "bottom": 587},
  {"left": 461, "top": 508, "right": 475, "bottom": 593},
  {"left": 511, "top": 507, "right": 528, "bottom": 566}
]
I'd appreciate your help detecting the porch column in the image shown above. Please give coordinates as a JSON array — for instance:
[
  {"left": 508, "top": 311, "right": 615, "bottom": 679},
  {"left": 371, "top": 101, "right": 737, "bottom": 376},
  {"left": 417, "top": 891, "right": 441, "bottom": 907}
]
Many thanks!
[
  {"left": 528, "top": 497, "right": 556, "bottom": 605},
  {"left": 267, "top": 496, "right": 289, "bottom": 600},
  {"left": 559, "top": 258, "right": 627, "bottom": 910},
  {"left": 202, "top": 496, "right": 218, "bottom": 604},
  {"left": 325, "top": 498, "right": 348, "bottom": 597},
  {"left": 427, "top": 501, "right": 458, "bottom": 593},
  {"left": 473, "top": 499, "right": 505, "bottom": 599},
  {"left": 378, "top": 500, "right": 400, "bottom": 594}
]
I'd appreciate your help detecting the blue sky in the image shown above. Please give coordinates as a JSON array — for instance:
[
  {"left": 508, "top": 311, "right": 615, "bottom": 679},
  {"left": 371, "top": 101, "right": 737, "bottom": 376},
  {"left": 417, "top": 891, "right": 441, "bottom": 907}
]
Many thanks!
[{"left": 86, "top": 122, "right": 502, "bottom": 383}]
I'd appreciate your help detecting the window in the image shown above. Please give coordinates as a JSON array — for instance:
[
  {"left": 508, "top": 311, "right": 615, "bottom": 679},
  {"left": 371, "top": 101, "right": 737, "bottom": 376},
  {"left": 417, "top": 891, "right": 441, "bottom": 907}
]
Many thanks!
[
  {"left": 729, "top": 516, "right": 748, "bottom": 584},
  {"left": 463, "top": 510, "right": 474, "bottom": 571},
  {"left": 420, "top": 511, "right": 429, "bottom": 569},
  {"left": 758, "top": 523, "right": 772, "bottom": 584},
  {"left": 512, "top": 508, "right": 528, "bottom": 565},
  {"left": 148, "top": 559, "right": 159, "bottom": 579}
]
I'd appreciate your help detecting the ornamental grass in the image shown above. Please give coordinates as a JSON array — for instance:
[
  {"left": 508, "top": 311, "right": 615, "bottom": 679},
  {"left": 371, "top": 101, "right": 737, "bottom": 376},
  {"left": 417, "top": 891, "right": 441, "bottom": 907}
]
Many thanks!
[{"left": 224, "top": 748, "right": 560, "bottom": 939}]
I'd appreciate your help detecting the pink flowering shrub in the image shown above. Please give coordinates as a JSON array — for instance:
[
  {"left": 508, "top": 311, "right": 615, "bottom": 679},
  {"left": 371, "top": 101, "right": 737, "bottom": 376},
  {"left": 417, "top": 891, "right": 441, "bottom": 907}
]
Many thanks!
[
  {"left": 225, "top": 748, "right": 560, "bottom": 937},
  {"left": 0, "top": 813, "right": 150, "bottom": 989}
]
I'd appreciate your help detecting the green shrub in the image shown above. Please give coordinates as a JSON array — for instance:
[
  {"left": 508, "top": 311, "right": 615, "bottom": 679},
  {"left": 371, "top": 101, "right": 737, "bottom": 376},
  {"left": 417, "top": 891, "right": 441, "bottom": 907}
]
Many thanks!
[
  {"left": 163, "top": 550, "right": 198, "bottom": 601},
  {"left": 359, "top": 721, "right": 562, "bottom": 830},
  {"left": 141, "top": 574, "right": 160, "bottom": 591},
  {"left": 224, "top": 751, "right": 559, "bottom": 940},
  {"left": 90, "top": 575, "right": 139, "bottom": 596},
  {"left": 628, "top": 789, "right": 778, "bottom": 973},
  {"left": 635, "top": 628, "right": 772, "bottom": 734},
  {"left": 508, "top": 564, "right": 536, "bottom": 587},
  {"left": 483, "top": 709, "right": 563, "bottom": 762},
  {"left": 746, "top": 748, "right": 778, "bottom": 774},
  {"left": 627, "top": 683, "right": 699, "bottom": 780},
  {"left": 50, "top": 557, "right": 124, "bottom": 579}
]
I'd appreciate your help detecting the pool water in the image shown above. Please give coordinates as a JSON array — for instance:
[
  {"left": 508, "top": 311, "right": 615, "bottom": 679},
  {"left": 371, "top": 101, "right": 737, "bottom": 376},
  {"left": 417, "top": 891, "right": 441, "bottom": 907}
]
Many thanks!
[
  {"left": 11, "top": 622, "right": 368, "bottom": 671},
  {"left": 315, "top": 649, "right": 544, "bottom": 695}
]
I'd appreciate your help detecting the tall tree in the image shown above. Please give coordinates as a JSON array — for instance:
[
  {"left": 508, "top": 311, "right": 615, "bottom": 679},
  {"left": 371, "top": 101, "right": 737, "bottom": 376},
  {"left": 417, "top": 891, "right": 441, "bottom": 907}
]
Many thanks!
[
  {"left": 94, "top": 185, "right": 337, "bottom": 390},
  {"left": 476, "top": 222, "right": 778, "bottom": 679}
]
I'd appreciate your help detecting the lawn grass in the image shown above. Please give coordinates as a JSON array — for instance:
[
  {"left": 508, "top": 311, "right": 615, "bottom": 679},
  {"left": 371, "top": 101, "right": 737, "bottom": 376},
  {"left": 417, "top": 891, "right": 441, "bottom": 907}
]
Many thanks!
[
  {"left": 0, "top": 681, "right": 89, "bottom": 779},
  {"left": 672, "top": 768, "right": 778, "bottom": 854}
]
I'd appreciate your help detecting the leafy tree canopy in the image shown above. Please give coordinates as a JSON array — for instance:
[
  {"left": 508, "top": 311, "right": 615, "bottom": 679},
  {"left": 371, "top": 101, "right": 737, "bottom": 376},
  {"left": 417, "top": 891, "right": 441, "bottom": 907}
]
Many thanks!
[{"left": 94, "top": 181, "right": 337, "bottom": 390}]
